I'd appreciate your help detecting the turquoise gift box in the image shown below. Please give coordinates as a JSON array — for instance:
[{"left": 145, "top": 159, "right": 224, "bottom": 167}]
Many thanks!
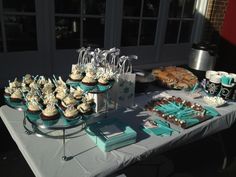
[{"left": 86, "top": 118, "right": 137, "bottom": 152}]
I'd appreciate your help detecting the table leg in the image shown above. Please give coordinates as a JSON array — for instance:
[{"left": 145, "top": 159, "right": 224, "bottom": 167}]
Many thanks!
[{"left": 62, "top": 129, "right": 68, "bottom": 161}]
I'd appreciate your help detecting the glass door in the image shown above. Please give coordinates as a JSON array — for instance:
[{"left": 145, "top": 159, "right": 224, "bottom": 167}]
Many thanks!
[
  {"left": 52, "top": 0, "right": 107, "bottom": 76},
  {"left": 116, "top": 0, "right": 161, "bottom": 68},
  {"left": 0, "top": 0, "right": 51, "bottom": 87},
  {"left": 159, "top": 0, "right": 197, "bottom": 65}
]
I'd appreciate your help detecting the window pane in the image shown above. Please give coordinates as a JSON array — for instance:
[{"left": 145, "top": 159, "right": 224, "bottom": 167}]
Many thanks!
[
  {"left": 84, "top": 0, "right": 106, "bottom": 15},
  {"left": 168, "top": 0, "right": 184, "bottom": 18},
  {"left": 4, "top": 15, "right": 37, "bottom": 51},
  {"left": 121, "top": 19, "right": 139, "bottom": 46},
  {"left": 183, "top": 0, "right": 196, "bottom": 18},
  {"left": 165, "top": 20, "right": 180, "bottom": 44},
  {"left": 140, "top": 20, "right": 157, "bottom": 45},
  {"left": 55, "top": 17, "right": 80, "bottom": 49},
  {"left": 83, "top": 18, "right": 104, "bottom": 48},
  {"left": 3, "top": 0, "right": 35, "bottom": 12},
  {"left": 143, "top": 0, "right": 160, "bottom": 17},
  {"left": 55, "top": 0, "right": 80, "bottom": 14},
  {"left": 179, "top": 21, "right": 193, "bottom": 43},
  {"left": 123, "top": 0, "right": 141, "bottom": 17}
]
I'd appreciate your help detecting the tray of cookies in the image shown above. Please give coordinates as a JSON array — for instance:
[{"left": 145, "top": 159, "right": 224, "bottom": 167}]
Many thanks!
[{"left": 152, "top": 66, "right": 198, "bottom": 90}]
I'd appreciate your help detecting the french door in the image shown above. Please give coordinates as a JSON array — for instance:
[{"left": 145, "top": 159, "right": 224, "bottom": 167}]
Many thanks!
[{"left": 0, "top": 0, "right": 204, "bottom": 87}]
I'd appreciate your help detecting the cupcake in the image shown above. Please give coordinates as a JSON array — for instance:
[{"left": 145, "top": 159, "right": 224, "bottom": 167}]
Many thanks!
[
  {"left": 80, "top": 72, "right": 97, "bottom": 91},
  {"left": 37, "top": 76, "right": 47, "bottom": 88},
  {"left": 55, "top": 89, "right": 68, "bottom": 101},
  {"left": 40, "top": 104, "right": 59, "bottom": 126},
  {"left": 73, "top": 87, "right": 84, "bottom": 101},
  {"left": 77, "top": 102, "right": 93, "bottom": 115},
  {"left": 69, "top": 64, "right": 84, "bottom": 82},
  {"left": 57, "top": 76, "right": 66, "bottom": 86},
  {"left": 4, "top": 86, "right": 14, "bottom": 99},
  {"left": 26, "top": 92, "right": 41, "bottom": 103},
  {"left": 43, "top": 93, "right": 58, "bottom": 105},
  {"left": 97, "top": 75, "right": 114, "bottom": 92},
  {"left": 61, "top": 94, "right": 77, "bottom": 109},
  {"left": 27, "top": 101, "right": 41, "bottom": 114},
  {"left": 23, "top": 74, "right": 33, "bottom": 86},
  {"left": 83, "top": 94, "right": 96, "bottom": 108},
  {"left": 21, "top": 83, "right": 30, "bottom": 94},
  {"left": 9, "top": 78, "right": 21, "bottom": 88},
  {"left": 29, "top": 81, "right": 39, "bottom": 90},
  {"left": 63, "top": 106, "right": 81, "bottom": 125},
  {"left": 26, "top": 101, "right": 41, "bottom": 122},
  {"left": 10, "top": 89, "right": 23, "bottom": 102}
]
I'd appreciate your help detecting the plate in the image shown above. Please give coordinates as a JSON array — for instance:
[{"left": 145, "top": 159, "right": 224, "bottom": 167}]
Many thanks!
[{"left": 203, "top": 96, "right": 227, "bottom": 107}]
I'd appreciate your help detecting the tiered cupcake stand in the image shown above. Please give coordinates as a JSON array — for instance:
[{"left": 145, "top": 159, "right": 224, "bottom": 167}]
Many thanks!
[{"left": 5, "top": 81, "right": 114, "bottom": 161}]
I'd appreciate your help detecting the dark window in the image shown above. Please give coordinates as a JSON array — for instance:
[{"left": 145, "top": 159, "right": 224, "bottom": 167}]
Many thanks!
[
  {"left": 121, "top": 19, "right": 139, "bottom": 46},
  {"left": 165, "top": 0, "right": 195, "bottom": 44},
  {"left": 165, "top": 20, "right": 180, "bottom": 44},
  {"left": 55, "top": 17, "right": 80, "bottom": 49},
  {"left": 4, "top": 15, "right": 37, "bottom": 51},
  {"left": 55, "top": 0, "right": 80, "bottom": 14},
  {"left": 55, "top": 0, "right": 106, "bottom": 49},
  {"left": 140, "top": 20, "right": 157, "bottom": 45},
  {"left": 83, "top": 18, "right": 105, "bottom": 48},
  {"left": 3, "top": 0, "right": 35, "bottom": 12},
  {"left": 121, "top": 0, "right": 160, "bottom": 47}
]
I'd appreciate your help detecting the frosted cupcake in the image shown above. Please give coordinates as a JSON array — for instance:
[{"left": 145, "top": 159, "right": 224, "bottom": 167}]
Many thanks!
[
  {"left": 23, "top": 74, "right": 33, "bottom": 86},
  {"left": 97, "top": 74, "right": 114, "bottom": 91},
  {"left": 80, "top": 71, "right": 97, "bottom": 91},
  {"left": 73, "top": 87, "right": 84, "bottom": 101},
  {"left": 4, "top": 86, "right": 14, "bottom": 99},
  {"left": 77, "top": 102, "right": 92, "bottom": 115},
  {"left": 37, "top": 76, "right": 47, "bottom": 88},
  {"left": 41, "top": 104, "right": 59, "bottom": 126},
  {"left": 64, "top": 106, "right": 80, "bottom": 125},
  {"left": 61, "top": 94, "right": 77, "bottom": 109},
  {"left": 26, "top": 92, "right": 41, "bottom": 103},
  {"left": 83, "top": 94, "right": 95, "bottom": 108},
  {"left": 69, "top": 64, "right": 85, "bottom": 82},
  {"left": 9, "top": 78, "right": 21, "bottom": 88},
  {"left": 27, "top": 101, "right": 41, "bottom": 114},
  {"left": 55, "top": 88, "right": 68, "bottom": 101},
  {"left": 21, "top": 83, "right": 30, "bottom": 93},
  {"left": 26, "top": 101, "right": 41, "bottom": 122},
  {"left": 29, "top": 81, "right": 39, "bottom": 90},
  {"left": 43, "top": 93, "right": 58, "bottom": 105},
  {"left": 10, "top": 89, "right": 23, "bottom": 102}
]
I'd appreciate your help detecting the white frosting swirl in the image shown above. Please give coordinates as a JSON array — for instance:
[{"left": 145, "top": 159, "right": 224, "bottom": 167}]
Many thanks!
[
  {"left": 10, "top": 89, "right": 22, "bottom": 99},
  {"left": 28, "top": 101, "right": 41, "bottom": 112},
  {"left": 42, "top": 104, "right": 58, "bottom": 117},
  {"left": 64, "top": 106, "right": 78, "bottom": 118}
]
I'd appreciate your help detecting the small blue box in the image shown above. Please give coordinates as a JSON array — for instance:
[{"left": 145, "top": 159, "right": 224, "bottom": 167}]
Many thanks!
[{"left": 86, "top": 118, "right": 137, "bottom": 152}]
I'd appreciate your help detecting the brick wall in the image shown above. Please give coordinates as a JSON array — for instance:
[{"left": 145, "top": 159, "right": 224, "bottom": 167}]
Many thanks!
[{"left": 202, "top": 0, "right": 228, "bottom": 43}]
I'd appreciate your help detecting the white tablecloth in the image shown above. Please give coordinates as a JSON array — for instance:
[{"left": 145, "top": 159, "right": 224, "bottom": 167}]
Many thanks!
[{"left": 1, "top": 90, "right": 236, "bottom": 177}]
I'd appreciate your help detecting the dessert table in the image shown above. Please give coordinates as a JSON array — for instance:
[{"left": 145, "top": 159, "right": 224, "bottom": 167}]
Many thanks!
[{"left": 1, "top": 89, "right": 236, "bottom": 177}]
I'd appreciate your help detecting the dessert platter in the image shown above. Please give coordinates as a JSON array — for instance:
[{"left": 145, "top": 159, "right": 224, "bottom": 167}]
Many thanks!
[
  {"left": 4, "top": 75, "right": 96, "bottom": 134},
  {"left": 3, "top": 47, "right": 139, "bottom": 159},
  {"left": 145, "top": 96, "right": 220, "bottom": 129},
  {"left": 152, "top": 66, "right": 198, "bottom": 90}
]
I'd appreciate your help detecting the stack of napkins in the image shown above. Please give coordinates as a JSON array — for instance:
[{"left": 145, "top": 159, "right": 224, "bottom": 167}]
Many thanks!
[{"left": 86, "top": 118, "right": 137, "bottom": 152}]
